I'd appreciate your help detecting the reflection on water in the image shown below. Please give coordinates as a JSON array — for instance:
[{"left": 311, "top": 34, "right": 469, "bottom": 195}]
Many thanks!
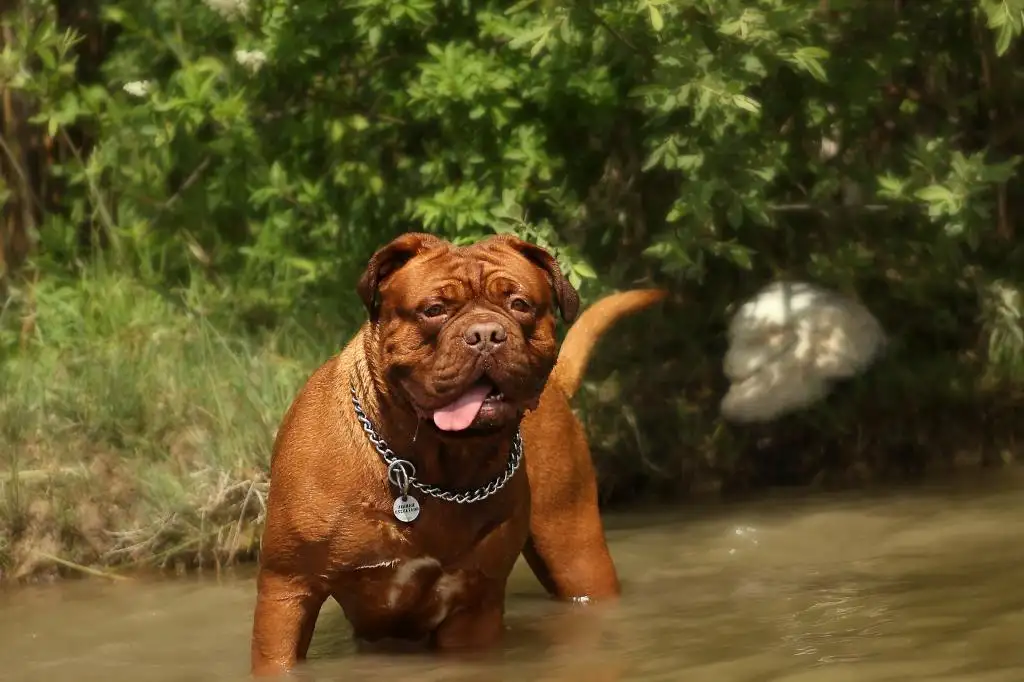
[{"left": 2, "top": 472, "right": 1023, "bottom": 682}]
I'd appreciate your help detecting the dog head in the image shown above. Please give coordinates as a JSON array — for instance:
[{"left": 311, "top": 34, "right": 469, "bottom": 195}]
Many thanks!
[{"left": 357, "top": 232, "right": 579, "bottom": 437}]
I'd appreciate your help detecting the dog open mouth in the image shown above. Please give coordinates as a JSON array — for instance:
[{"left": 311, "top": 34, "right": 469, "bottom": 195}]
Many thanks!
[{"left": 432, "top": 381, "right": 507, "bottom": 432}]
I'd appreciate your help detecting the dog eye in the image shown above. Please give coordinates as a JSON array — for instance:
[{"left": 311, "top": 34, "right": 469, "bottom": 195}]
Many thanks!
[
  {"left": 421, "top": 303, "right": 446, "bottom": 318},
  {"left": 510, "top": 297, "right": 532, "bottom": 314}
]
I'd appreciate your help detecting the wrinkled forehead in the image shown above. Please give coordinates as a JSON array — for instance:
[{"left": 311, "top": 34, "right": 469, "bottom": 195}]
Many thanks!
[{"left": 382, "top": 242, "right": 551, "bottom": 307}]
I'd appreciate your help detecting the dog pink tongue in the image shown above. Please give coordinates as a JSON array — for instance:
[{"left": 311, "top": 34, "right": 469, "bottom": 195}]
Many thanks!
[{"left": 433, "top": 384, "right": 491, "bottom": 431}]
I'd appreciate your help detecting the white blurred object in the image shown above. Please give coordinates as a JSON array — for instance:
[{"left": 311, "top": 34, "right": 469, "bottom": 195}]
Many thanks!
[{"left": 721, "top": 281, "right": 887, "bottom": 424}]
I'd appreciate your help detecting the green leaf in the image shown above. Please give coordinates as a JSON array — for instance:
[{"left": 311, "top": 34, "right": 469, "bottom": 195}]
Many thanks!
[
  {"left": 795, "top": 46, "right": 830, "bottom": 61},
  {"left": 877, "top": 174, "right": 906, "bottom": 198},
  {"left": 718, "top": 19, "right": 742, "bottom": 36},
  {"left": 530, "top": 32, "right": 550, "bottom": 58},
  {"left": 732, "top": 94, "right": 761, "bottom": 113},
  {"left": 629, "top": 84, "right": 667, "bottom": 98},
  {"left": 101, "top": 6, "right": 127, "bottom": 23},
  {"left": 728, "top": 244, "right": 754, "bottom": 270},
  {"left": 726, "top": 201, "right": 743, "bottom": 229},
  {"left": 573, "top": 261, "right": 597, "bottom": 279},
  {"left": 791, "top": 47, "right": 829, "bottom": 83},
  {"left": 914, "top": 184, "right": 955, "bottom": 203},
  {"left": 329, "top": 120, "right": 344, "bottom": 142},
  {"left": 995, "top": 23, "right": 1014, "bottom": 56},
  {"left": 643, "top": 241, "right": 674, "bottom": 258},
  {"left": 649, "top": 5, "right": 664, "bottom": 33},
  {"left": 509, "top": 23, "right": 553, "bottom": 50},
  {"left": 505, "top": 0, "right": 539, "bottom": 14}
]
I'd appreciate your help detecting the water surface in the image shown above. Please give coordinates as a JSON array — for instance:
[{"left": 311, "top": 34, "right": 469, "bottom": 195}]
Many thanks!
[{"left": 3, "top": 473, "right": 1023, "bottom": 681}]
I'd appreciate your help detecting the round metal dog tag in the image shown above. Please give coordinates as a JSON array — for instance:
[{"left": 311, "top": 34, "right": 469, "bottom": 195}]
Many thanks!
[{"left": 393, "top": 495, "right": 421, "bottom": 523}]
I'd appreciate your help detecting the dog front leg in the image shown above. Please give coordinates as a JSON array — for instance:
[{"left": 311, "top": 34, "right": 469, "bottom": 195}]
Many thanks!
[
  {"left": 430, "top": 590, "right": 505, "bottom": 651},
  {"left": 250, "top": 568, "right": 327, "bottom": 677}
]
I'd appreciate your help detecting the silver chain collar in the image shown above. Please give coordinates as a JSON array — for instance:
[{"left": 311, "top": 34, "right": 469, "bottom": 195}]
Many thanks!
[{"left": 349, "top": 385, "right": 523, "bottom": 505}]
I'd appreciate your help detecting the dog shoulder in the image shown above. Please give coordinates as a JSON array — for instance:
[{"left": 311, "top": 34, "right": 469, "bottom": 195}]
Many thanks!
[{"left": 262, "top": 342, "right": 390, "bottom": 560}]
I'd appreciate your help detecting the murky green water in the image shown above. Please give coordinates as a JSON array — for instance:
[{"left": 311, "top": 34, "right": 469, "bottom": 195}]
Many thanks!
[{"left": 3, "top": 472, "right": 1023, "bottom": 681}]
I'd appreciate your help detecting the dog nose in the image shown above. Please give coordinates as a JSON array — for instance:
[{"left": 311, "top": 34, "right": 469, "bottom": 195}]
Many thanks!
[{"left": 463, "top": 322, "right": 507, "bottom": 353}]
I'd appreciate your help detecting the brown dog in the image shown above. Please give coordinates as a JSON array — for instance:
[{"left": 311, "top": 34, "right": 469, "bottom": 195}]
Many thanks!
[{"left": 250, "top": 232, "right": 666, "bottom": 676}]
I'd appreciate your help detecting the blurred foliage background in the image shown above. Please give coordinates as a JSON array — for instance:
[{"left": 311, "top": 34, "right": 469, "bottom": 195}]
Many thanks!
[{"left": 3, "top": 0, "right": 1024, "bottom": 578}]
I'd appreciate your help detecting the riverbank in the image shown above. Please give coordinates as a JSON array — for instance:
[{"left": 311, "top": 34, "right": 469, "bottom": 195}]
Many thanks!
[
  {"left": 0, "top": 273, "right": 327, "bottom": 583},
  {"left": 3, "top": 272, "right": 1023, "bottom": 585}
]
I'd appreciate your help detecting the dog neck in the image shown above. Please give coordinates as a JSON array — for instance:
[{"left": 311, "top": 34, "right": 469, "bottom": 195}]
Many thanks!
[{"left": 349, "top": 343, "right": 519, "bottom": 495}]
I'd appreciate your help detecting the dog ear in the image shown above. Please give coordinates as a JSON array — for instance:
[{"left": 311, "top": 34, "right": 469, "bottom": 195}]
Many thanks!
[
  {"left": 357, "top": 232, "right": 447, "bottom": 318},
  {"left": 501, "top": 236, "right": 580, "bottom": 324}
]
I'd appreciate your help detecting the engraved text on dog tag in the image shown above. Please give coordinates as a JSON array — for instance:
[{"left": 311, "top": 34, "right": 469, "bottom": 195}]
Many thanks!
[{"left": 393, "top": 495, "right": 420, "bottom": 523}]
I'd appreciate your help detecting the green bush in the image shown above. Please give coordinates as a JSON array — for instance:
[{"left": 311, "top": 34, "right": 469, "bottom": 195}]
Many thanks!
[{"left": 3, "top": 0, "right": 1024, "bottom": 579}]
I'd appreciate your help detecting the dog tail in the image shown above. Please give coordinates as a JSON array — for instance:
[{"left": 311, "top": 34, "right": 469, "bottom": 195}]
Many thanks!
[{"left": 550, "top": 288, "right": 669, "bottom": 400}]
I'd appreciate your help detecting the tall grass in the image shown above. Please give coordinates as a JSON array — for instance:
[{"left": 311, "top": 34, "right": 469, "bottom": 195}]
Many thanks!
[{"left": 0, "top": 272, "right": 333, "bottom": 582}]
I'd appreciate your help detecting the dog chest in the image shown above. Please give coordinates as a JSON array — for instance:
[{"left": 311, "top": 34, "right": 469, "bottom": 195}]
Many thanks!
[{"left": 337, "top": 555, "right": 471, "bottom": 639}]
